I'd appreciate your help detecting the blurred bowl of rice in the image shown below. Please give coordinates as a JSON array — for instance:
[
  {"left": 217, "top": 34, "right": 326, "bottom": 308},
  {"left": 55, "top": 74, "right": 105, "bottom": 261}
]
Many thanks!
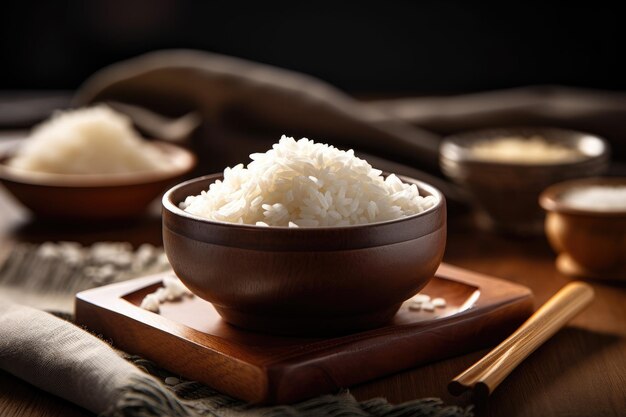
[
  {"left": 0, "top": 106, "right": 195, "bottom": 220},
  {"left": 540, "top": 177, "right": 626, "bottom": 280},
  {"left": 440, "top": 127, "right": 610, "bottom": 235}
]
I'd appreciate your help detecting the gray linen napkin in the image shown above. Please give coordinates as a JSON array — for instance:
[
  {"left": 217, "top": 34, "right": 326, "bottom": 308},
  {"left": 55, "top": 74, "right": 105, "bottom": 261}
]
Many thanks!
[
  {"left": 0, "top": 301, "right": 183, "bottom": 416},
  {"left": 0, "top": 303, "right": 472, "bottom": 417}
]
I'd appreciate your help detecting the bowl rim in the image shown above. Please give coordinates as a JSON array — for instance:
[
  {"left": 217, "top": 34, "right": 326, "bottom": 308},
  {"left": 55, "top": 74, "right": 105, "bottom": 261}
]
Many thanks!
[
  {"left": 0, "top": 139, "right": 196, "bottom": 187},
  {"left": 539, "top": 177, "right": 626, "bottom": 218},
  {"left": 440, "top": 126, "right": 610, "bottom": 168},
  {"left": 163, "top": 172, "right": 445, "bottom": 231}
]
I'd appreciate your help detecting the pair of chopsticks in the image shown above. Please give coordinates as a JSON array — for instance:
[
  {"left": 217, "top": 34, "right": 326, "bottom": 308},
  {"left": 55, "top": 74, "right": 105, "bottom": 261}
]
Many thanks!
[{"left": 449, "top": 281, "right": 594, "bottom": 399}]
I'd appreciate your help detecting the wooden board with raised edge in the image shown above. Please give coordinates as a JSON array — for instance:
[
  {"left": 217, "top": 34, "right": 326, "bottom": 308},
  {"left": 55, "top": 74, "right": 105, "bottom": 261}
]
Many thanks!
[{"left": 75, "top": 263, "right": 533, "bottom": 404}]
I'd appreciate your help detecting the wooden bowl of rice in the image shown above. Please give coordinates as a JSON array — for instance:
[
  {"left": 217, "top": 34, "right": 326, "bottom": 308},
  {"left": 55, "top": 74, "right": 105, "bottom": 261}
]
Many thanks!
[
  {"left": 162, "top": 174, "right": 446, "bottom": 336},
  {"left": 0, "top": 140, "right": 195, "bottom": 221},
  {"left": 0, "top": 106, "right": 196, "bottom": 221},
  {"left": 540, "top": 177, "right": 626, "bottom": 280}
]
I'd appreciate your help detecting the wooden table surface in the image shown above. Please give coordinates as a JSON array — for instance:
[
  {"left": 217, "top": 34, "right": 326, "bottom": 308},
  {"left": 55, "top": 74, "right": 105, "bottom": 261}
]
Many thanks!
[{"left": 1, "top": 178, "right": 625, "bottom": 417}]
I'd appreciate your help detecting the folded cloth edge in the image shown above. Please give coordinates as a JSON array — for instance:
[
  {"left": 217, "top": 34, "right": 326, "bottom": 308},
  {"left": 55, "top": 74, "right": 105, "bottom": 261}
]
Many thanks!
[
  {"left": 0, "top": 301, "right": 473, "bottom": 416},
  {"left": 72, "top": 49, "right": 443, "bottom": 171},
  {"left": 0, "top": 302, "right": 186, "bottom": 416}
]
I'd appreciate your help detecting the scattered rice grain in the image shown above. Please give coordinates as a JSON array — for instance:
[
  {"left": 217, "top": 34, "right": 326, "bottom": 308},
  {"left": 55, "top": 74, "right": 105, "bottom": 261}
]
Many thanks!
[
  {"left": 411, "top": 294, "right": 431, "bottom": 303},
  {"left": 421, "top": 302, "right": 435, "bottom": 312},
  {"left": 164, "top": 377, "right": 180, "bottom": 386},
  {"left": 408, "top": 302, "right": 422, "bottom": 312},
  {"left": 431, "top": 297, "right": 447, "bottom": 308}
]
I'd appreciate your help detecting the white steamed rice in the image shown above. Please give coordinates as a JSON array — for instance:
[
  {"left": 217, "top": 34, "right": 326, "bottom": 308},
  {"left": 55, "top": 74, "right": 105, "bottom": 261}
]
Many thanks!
[
  {"left": 471, "top": 136, "right": 581, "bottom": 164},
  {"left": 180, "top": 136, "right": 438, "bottom": 227},
  {"left": 9, "top": 105, "right": 169, "bottom": 174},
  {"left": 562, "top": 185, "right": 626, "bottom": 212}
]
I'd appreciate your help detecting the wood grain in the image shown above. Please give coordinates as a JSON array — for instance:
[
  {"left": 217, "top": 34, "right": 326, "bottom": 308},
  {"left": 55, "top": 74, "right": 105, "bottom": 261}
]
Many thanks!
[
  {"left": 0, "top": 371, "right": 88, "bottom": 417},
  {"left": 74, "top": 266, "right": 532, "bottom": 404},
  {"left": 352, "top": 218, "right": 626, "bottom": 417},
  {"left": 449, "top": 281, "right": 594, "bottom": 397},
  {"left": 1, "top": 161, "right": 625, "bottom": 415}
]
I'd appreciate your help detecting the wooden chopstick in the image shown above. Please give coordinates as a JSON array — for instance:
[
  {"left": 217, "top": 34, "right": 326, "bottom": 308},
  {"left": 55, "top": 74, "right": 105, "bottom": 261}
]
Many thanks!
[{"left": 448, "top": 281, "right": 594, "bottom": 398}]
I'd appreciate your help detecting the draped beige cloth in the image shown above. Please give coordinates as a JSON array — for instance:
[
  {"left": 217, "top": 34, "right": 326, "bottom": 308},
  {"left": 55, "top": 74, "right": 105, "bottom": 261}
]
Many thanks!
[{"left": 73, "top": 50, "right": 626, "bottom": 205}]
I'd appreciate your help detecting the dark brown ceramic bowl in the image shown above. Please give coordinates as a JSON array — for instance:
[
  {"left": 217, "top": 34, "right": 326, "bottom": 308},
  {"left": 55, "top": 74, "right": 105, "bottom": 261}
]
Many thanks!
[
  {"left": 540, "top": 177, "right": 626, "bottom": 280},
  {"left": 162, "top": 174, "right": 446, "bottom": 336},
  {"left": 440, "top": 127, "right": 609, "bottom": 235},
  {"left": 0, "top": 140, "right": 195, "bottom": 221}
]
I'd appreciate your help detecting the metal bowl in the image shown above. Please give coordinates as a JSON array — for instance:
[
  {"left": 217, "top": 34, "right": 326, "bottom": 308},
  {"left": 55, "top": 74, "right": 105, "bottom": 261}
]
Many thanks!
[{"left": 440, "top": 127, "right": 610, "bottom": 235}]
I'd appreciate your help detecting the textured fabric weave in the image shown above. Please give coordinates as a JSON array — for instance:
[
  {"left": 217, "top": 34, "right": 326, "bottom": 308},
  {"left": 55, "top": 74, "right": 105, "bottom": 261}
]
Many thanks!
[
  {"left": 0, "top": 302, "right": 157, "bottom": 414},
  {"left": 0, "top": 303, "right": 472, "bottom": 417}
]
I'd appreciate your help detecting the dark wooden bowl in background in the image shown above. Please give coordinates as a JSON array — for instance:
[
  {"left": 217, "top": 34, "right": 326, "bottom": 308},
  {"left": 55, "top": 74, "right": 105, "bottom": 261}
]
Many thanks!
[
  {"left": 0, "top": 141, "right": 195, "bottom": 221},
  {"left": 162, "top": 174, "right": 447, "bottom": 336}
]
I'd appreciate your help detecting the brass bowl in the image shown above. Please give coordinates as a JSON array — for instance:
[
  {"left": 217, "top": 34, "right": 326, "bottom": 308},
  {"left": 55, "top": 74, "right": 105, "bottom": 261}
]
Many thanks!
[
  {"left": 440, "top": 127, "right": 609, "bottom": 235},
  {"left": 540, "top": 177, "right": 626, "bottom": 281},
  {"left": 0, "top": 140, "right": 195, "bottom": 221},
  {"left": 162, "top": 174, "right": 447, "bottom": 336}
]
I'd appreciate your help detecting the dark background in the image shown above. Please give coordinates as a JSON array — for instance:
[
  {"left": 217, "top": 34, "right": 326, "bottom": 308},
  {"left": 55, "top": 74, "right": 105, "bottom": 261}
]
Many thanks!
[{"left": 1, "top": 1, "right": 625, "bottom": 94}]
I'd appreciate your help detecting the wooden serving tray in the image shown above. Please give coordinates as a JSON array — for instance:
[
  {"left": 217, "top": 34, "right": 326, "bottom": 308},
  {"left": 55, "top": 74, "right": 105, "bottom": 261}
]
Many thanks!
[{"left": 75, "top": 263, "right": 533, "bottom": 404}]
